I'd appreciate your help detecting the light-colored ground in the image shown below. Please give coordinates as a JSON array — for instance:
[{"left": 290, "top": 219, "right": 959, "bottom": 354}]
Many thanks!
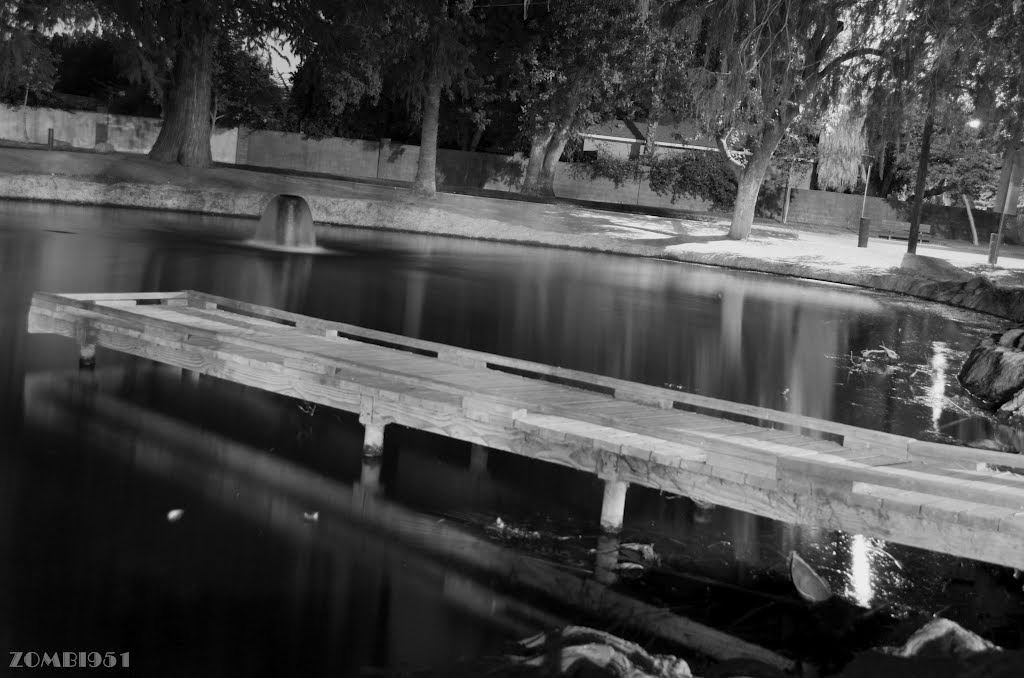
[{"left": 3, "top": 146, "right": 1023, "bottom": 293}]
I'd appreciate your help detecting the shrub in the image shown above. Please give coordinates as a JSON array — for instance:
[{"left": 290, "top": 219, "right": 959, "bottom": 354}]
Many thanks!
[{"left": 570, "top": 149, "right": 738, "bottom": 211}]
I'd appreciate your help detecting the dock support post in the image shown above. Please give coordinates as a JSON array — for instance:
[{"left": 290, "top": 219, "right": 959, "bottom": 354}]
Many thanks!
[
  {"left": 362, "top": 420, "right": 386, "bottom": 457},
  {"left": 600, "top": 479, "right": 629, "bottom": 533},
  {"left": 594, "top": 533, "right": 620, "bottom": 585},
  {"left": 78, "top": 343, "right": 96, "bottom": 369},
  {"left": 469, "top": 444, "right": 488, "bottom": 472}
]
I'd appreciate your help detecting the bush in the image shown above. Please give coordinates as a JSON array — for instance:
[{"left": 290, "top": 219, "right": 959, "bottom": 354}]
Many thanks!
[{"left": 570, "top": 149, "right": 738, "bottom": 211}]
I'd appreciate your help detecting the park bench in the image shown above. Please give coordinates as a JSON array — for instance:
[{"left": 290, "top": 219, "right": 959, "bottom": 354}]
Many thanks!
[{"left": 872, "top": 220, "right": 933, "bottom": 242}]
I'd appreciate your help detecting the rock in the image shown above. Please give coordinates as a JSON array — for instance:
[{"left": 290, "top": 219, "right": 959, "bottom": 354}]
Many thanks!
[
  {"left": 836, "top": 618, "right": 1024, "bottom": 678},
  {"left": 511, "top": 627, "right": 693, "bottom": 678},
  {"left": 883, "top": 618, "right": 997, "bottom": 659},
  {"left": 958, "top": 327, "right": 1024, "bottom": 409}
]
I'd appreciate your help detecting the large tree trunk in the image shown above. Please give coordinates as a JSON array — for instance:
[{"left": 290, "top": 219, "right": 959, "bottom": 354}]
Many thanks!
[
  {"left": 521, "top": 128, "right": 552, "bottom": 194},
  {"left": 413, "top": 67, "right": 443, "bottom": 197},
  {"left": 907, "top": 86, "right": 937, "bottom": 254},
  {"left": 468, "top": 123, "right": 485, "bottom": 153},
  {"left": 535, "top": 120, "right": 571, "bottom": 198},
  {"left": 727, "top": 124, "right": 786, "bottom": 240},
  {"left": 644, "top": 51, "right": 666, "bottom": 157},
  {"left": 149, "top": 29, "right": 216, "bottom": 167}
]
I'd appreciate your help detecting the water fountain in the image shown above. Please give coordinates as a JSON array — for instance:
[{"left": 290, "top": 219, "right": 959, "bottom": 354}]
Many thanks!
[{"left": 248, "top": 194, "right": 320, "bottom": 252}]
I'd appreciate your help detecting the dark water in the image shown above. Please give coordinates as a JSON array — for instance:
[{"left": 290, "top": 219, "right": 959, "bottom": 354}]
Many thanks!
[{"left": 2, "top": 201, "right": 1022, "bottom": 674}]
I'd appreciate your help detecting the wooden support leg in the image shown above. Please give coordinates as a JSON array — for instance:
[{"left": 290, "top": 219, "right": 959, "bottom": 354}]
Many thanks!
[
  {"left": 78, "top": 343, "right": 96, "bottom": 369},
  {"left": 362, "top": 421, "right": 386, "bottom": 457},
  {"left": 600, "top": 479, "right": 628, "bottom": 533},
  {"left": 469, "top": 444, "right": 488, "bottom": 472}
]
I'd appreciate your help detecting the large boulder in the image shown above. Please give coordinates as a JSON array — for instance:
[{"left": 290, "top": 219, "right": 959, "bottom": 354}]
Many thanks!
[
  {"left": 836, "top": 618, "right": 1024, "bottom": 678},
  {"left": 958, "top": 327, "right": 1024, "bottom": 412}
]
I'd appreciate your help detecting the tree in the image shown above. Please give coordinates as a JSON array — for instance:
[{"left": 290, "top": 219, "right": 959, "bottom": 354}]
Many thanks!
[
  {"left": 674, "top": 0, "right": 884, "bottom": 240},
  {"left": 286, "top": 0, "right": 477, "bottom": 196},
  {"left": 285, "top": 2, "right": 392, "bottom": 138},
  {"left": 211, "top": 37, "right": 288, "bottom": 131},
  {"left": 862, "top": 0, "right": 1024, "bottom": 253},
  {"left": 514, "top": 0, "right": 645, "bottom": 196},
  {"left": 102, "top": 0, "right": 296, "bottom": 167},
  {"left": 0, "top": 2, "right": 72, "bottom": 105},
  {"left": 874, "top": 102, "right": 1000, "bottom": 205},
  {"left": 392, "top": 0, "right": 477, "bottom": 196}
]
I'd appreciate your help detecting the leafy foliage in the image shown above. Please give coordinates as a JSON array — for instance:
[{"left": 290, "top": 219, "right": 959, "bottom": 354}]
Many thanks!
[
  {"left": 885, "top": 103, "right": 1000, "bottom": 204},
  {"left": 211, "top": 39, "right": 288, "bottom": 130},
  {"left": 572, "top": 149, "right": 738, "bottom": 210},
  {"left": 0, "top": 29, "right": 58, "bottom": 104},
  {"left": 816, "top": 101, "right": 866, "bottom": 192}
]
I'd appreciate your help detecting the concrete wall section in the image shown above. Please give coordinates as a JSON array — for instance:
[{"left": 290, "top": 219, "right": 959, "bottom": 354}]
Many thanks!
[
  {"left": 437, "top": 148, "right": 524, "bottom": 191},
  {"left": 786, "top": 188, "right": 1017, "bottom": 244},
  {"left": 376, "top": 142, "right": 420, "bottom": 182},
  {"left": 239, "top": 129, "right": 379, "bottom": 178},
  {"left": 554, "top": 163, "right": 712, "bottom": 212},
  {"left": 0, "top": 104, "right": 238, "bottom": 161}
]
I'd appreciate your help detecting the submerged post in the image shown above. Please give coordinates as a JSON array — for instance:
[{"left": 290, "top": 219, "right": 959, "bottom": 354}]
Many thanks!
[
  {"left": 594, "top": 533, "right": 620, "bottom": 585},
  {"left": 600, "top": 479, "right": 629, "bottom": 533},
  {"left": 78, "top": 343, "right": 96, "bottom": 369},
  {"left": 360, "top": 453, "right": 382, "bottom": 491},
  {"left": 469, "top": 444, "right": 489, "bottom": 472}
]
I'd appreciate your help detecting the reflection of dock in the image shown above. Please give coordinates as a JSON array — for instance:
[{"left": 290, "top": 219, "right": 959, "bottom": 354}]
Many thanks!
[
  {"left": 27, "top": 290, "right": 1024, "bottom": 570},
  {"left": 23, "top": 368, "right": 793, "bottom": 670}
]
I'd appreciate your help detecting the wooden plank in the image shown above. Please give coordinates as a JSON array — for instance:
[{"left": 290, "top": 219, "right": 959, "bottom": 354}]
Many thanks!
[
  {"left": 60, "top": 291, "right": 188, "bottom": 302},
  {"left": 178, "top": 290, "right": 928, "bottom": 452},
  {"left": 780, "top": 456, "right": 1024, "bottom": 511}
]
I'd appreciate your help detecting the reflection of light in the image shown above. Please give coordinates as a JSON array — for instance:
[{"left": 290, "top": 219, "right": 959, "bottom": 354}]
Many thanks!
[
  {"left": 967, "top": 119, "right": 982, "bottom": 129},
  {"left": 849, "top": 534, "right": 874, "bottom": 607},
  {"left": 928, "top": 342, "right": 949, "bottom": 431}
]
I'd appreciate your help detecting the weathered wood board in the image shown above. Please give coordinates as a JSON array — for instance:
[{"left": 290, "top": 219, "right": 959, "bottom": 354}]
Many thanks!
[{"left": 26, "top": 290, "right": 1024, "bottom": 569}]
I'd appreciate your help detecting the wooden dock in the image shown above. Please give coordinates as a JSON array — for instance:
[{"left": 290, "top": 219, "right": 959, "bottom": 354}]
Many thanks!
[{"left": 27, "top": 290, "right": 1024, "bottom": 570}]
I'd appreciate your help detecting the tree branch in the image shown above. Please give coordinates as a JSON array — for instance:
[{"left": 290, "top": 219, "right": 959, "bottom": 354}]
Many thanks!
[
  {"left": 715, "top": 132, "right": 745, "bottom": 176},
  {"left": 909, "top": 179, "right": 956, "bottom": 202},
  {"left": 815, "top": 47, "right": 885, "bottom": 82}
]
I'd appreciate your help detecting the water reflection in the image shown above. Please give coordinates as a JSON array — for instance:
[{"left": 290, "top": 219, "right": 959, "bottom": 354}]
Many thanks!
[
  {"left": 3, "top": 201, "right": 1024, "bottom": 665},
  {"left": 928, "top": 341, "right": 950, "bottom": 432},
  {"left": 848, "top": 535, "right": 874, "bottom": 608}
]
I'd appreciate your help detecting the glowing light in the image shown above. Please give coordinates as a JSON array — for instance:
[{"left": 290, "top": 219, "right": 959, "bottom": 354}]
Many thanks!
[
  {"left": 967, "top": 119, "right": 982, "bottom": 129},
  {"left": 849, "top": 534, "right": 873, "bottom": 607}
]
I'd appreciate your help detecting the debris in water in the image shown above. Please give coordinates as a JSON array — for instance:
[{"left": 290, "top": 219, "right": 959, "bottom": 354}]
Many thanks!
[
  {"left": 303, "top": 511, "right": 319, "bottom": 522},
  {"left": 790, "top": 551, "right": 832, "bottom": 603},
  {"left": 619, "top": 542, "right": 660, "bottom": 567},
  {"left": 860, "top": 343, "right": 899, "bottom": 361},
  {"left": 166, "top": 509, "right": 184, "bottom": 523},
  {"left": 487, "top": 517, "right": 541, "bottom": 540}
]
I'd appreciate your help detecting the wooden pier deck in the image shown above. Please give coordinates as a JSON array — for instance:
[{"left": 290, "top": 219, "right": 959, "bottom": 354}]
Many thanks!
[{"left": 27, "top": 290, "right": 1024, "bottom": 570}]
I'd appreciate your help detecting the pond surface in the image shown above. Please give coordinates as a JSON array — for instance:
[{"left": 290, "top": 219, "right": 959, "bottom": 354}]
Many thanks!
[{"left": 1, "top": 200, "right": 1022, "bottom": 674}]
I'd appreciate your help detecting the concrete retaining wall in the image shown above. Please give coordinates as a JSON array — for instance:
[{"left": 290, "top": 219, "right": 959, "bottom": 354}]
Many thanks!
[
  {"left": 238, "top": 128, "right": 709, "bottom": 209},
  {"left": 787, "top": 188, "right": 1018, "bottom": 243},
  {"left": 0, "top": 104, "right": 237, "bottom": 162}
]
